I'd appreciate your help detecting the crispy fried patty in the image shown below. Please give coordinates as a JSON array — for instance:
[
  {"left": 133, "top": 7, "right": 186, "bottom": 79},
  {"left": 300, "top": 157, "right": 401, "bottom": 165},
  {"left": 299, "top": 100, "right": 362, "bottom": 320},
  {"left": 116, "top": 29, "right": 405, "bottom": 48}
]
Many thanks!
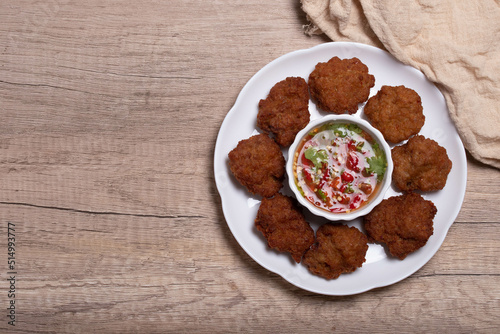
[
  {"left": 392, "top": 135, "right": 452, "bottom": 191},
  {"left": 364, "top": 85, "right": 425, "bottom": 143},
  {"left": 308, "top": 57, "right": 375, "bottom": 114},
  {"left": 302, "top": 223, "right": 368, "bottom": 279},
  {"left": 255, "top": 193, "right": 315, "bottom": 263},
  {"left": 364, "top": 192, "right": 437, "bottom": 260},
  {"left": 257, "top": 77, "right": 310, "bottom": 147},
  {"left": 228, "top": 134, "right": 285, "bottom": 198}
]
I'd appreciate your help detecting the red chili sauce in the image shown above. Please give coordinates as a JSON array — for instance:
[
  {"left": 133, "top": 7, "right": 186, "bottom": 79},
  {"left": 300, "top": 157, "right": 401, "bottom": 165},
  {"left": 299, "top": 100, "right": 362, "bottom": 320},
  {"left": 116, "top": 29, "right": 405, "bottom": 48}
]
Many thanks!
[{"left": 293, "top": 122, "right": 387, "bottom": 213}]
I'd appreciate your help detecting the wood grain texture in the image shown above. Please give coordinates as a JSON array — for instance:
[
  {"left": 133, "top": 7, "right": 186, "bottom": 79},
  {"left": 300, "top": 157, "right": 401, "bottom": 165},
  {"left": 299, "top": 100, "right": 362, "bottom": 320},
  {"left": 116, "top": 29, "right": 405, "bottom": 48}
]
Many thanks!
[{"left": 0, "top": 0, "right": 499, "bottom": 333}]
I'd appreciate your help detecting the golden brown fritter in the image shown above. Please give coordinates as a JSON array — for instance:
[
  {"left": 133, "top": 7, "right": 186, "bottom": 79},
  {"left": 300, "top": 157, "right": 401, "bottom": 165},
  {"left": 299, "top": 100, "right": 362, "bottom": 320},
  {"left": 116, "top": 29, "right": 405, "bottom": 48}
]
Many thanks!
[
  {"left": 364, "top": 192, "right": 437, "bottom": 260},
  {"left": 257, "top": 77, "right": 310, "bottom": 147},
  {"left": 363, "top": 85, "right": 425, "bottom": 143},
  {"left": 392, "top": 135, "right": 452, "bottom": 191},
  {"left": 255, "top": 193, "right": 315, "bottom": 263},
  {"left": 308, "top": 57, "right": 375, "bottom": 114},
  {"left": 302, "top": 223, "right": 368, "bottom": 279},
  {"left": 228, "top": 134, "right": 285, "bottom": 198}
]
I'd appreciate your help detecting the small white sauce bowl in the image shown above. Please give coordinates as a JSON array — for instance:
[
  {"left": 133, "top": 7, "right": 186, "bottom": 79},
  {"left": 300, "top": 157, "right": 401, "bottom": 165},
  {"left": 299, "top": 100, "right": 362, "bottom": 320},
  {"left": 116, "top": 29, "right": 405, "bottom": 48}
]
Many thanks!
[{"left": 287, "top": 115, "right": 393, "bottom": 221}]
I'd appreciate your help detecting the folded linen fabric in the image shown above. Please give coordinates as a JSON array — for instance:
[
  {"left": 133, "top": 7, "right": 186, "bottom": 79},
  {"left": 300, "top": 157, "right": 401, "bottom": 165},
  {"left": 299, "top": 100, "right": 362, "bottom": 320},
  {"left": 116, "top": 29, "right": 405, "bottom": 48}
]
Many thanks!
[{"left": 302, "top": 0, "right": 500, "bottom": 169}]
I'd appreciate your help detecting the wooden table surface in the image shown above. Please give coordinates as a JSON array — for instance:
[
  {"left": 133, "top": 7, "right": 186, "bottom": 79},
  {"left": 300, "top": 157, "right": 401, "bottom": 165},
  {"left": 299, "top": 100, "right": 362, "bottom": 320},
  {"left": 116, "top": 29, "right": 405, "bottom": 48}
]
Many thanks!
[{"left": 1, "top": 1, "right": 499, "bottom": 333}]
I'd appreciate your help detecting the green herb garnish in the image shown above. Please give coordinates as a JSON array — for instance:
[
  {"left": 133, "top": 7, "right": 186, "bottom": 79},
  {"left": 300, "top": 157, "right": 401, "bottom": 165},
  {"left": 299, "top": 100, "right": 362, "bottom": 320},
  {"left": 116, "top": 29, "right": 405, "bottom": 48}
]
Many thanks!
[
  {"left": 344, "top": 183, "right": 355, "bottom": 194},
  {"left": 347, "top": 123, "right": 363, "bottom": 134},
  {"left": 316, "top": 188, "right": 328, "bottom": 202},
  {"left": 326, "top": 123, "right": 347, "bottom": 137},
  {"left": 366, "top": 142, "right": 387, "bottom": 181},
  {"left": 304, "top": 147, "right": 328, "bottom": 169}
]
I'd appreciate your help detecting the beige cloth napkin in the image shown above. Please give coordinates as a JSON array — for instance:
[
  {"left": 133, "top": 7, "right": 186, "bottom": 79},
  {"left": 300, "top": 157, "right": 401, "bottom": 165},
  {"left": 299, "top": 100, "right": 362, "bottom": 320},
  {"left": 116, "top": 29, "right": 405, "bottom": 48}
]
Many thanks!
[{"left": 301, "top": 0, "right": 500, "bottom": 169}]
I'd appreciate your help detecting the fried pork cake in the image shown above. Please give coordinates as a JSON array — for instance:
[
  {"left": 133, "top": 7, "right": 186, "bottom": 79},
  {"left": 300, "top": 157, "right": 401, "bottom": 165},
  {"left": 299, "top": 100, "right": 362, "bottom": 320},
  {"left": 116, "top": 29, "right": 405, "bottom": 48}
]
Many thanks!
[
  {"left": 255, "top": 193, "right": 315, "bottom": 263},
  {"left": 392, "top": 135, "right": 452, "bottom": 191},
  {"left": 228, "top": 134, "right": 285, "bottom": 198},
  {"left": 302, "top": 223, "right": 368, "bottom": 279},
  {"left": 364, "top": 85, "right": 425, "bottom": 143},
  {"left": 364, "top": 192, "right": 437, "bottom": 260},
  {"left": 308, "top": 57, "right": 375, "bottom": 114},
  {"left": 257, "top": 77, "right": 310, "bottom": 147}
]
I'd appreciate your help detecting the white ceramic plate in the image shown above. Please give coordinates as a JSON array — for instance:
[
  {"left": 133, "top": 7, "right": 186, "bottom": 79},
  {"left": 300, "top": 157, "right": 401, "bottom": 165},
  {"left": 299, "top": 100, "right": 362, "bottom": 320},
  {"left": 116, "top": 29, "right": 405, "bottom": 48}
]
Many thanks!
[{"left": 214, "top": 42, "right": 467, "bottom": 295}]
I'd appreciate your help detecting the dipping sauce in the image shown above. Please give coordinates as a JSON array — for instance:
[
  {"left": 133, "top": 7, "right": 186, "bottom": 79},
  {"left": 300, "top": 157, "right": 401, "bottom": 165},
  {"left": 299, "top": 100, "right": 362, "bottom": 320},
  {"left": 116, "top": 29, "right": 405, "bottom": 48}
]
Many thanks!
[{"left": 293, "top": 122, "right": 387, "bottom": 213}]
